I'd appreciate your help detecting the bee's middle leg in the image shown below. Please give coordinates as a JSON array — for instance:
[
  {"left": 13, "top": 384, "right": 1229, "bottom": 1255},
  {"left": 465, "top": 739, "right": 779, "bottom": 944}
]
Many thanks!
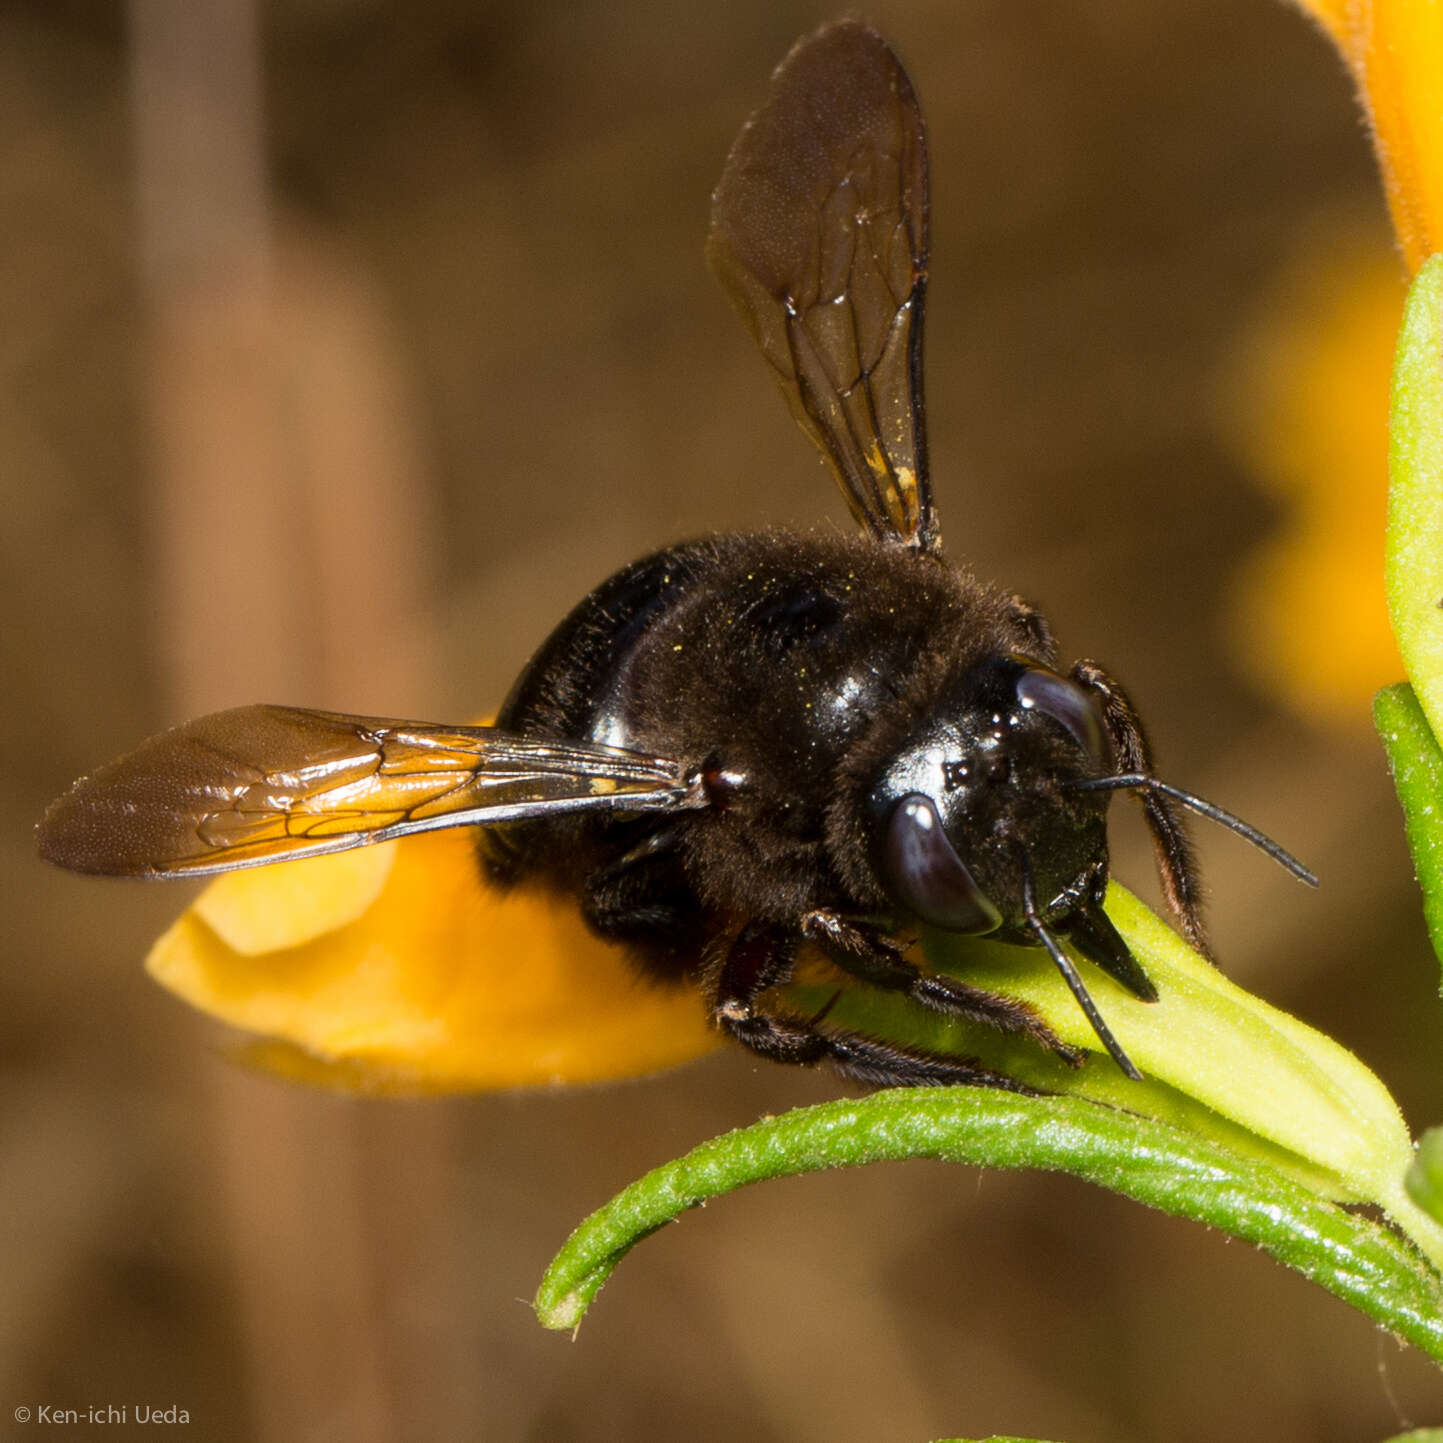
[
  {"left": 800, "top": 910, "right": 1082, "bottom": 1064},
  {"left": 711, "top": 920, "right": 1031, "bottom": 1089}
]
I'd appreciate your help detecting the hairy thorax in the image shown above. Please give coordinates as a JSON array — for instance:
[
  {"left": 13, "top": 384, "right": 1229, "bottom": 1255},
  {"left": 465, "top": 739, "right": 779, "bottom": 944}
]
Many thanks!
[{"left": 487, "top": 529, "right": 1051, "bottom": 927}]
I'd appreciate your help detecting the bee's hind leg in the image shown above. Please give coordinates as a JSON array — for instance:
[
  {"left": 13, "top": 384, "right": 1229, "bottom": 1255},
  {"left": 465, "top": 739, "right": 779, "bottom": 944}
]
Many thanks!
[
  {"left": 580, "top": 822, "right": 704, "bottom": 969},
  {"left": 711, "top": 921, "right": 1031, "bottom": 1090}
]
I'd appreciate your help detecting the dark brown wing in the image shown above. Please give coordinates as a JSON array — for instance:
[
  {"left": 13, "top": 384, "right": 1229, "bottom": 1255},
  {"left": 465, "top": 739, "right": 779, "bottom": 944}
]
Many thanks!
[
  {"left": 708, "top": 21, "right": 935, "bottom": 549},
  {"left": 37, "top": 704, "right": 692, "bottom": 877}
]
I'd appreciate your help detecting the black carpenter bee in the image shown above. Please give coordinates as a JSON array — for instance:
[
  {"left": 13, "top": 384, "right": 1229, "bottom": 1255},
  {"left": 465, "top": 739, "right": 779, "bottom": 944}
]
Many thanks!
[{"left": 37, "top": 21, "right": 1313, "bottom": 1087}]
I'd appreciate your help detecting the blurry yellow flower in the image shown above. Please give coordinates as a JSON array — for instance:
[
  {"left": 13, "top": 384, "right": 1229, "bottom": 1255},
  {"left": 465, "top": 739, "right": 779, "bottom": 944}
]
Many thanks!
[
  {"left": 147, "top": 828, "right": 719, "bottom": 1093},
  {"left": 1225, "top": 233, "right": 1404, "bottom": 723},
  {"left": 1228, "top": 2, "right": 1443, "bottom": 719},
  {"left": 1293, "top": 0, "right": 1443, "bottom": 273}
]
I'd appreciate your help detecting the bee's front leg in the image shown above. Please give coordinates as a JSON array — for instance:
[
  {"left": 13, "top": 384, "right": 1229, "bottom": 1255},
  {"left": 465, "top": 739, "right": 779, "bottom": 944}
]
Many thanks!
[{"left": 1070, "top": 659, "right": 1208, "bottom": 956}]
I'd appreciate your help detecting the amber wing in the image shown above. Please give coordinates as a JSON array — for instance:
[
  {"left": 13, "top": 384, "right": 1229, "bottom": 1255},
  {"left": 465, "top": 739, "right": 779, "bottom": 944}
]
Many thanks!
[
  {"left": 708, "top": 20, "right": 935, "bottom": 549},
  {"left": 38, "top": 705, "right": 691, "bottom": 877}
]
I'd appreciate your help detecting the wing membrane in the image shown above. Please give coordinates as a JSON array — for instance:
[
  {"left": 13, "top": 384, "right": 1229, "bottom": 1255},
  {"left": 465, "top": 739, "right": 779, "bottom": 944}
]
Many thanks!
[
  {"left": 708, "top": 21, "right": 935, "bottom": 548},
  {"left": 38, "top": 704, "right": 691, "bottom": 877}
]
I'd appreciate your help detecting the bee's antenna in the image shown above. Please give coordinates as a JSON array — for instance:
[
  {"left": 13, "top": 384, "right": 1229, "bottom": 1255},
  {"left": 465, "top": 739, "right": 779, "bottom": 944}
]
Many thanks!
[
  {"left": 1019, "top": 865, "right": 1143, "bottom": 1081},
  {"left": 1070, "top": 774, "right": 1318, "bottom": 888}
]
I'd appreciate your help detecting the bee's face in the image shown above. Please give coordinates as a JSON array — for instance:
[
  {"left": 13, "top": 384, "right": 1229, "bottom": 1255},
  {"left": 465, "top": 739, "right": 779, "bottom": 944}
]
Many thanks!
[{"left": 869, "top": 658, "right": 1112, "bottom": 938}]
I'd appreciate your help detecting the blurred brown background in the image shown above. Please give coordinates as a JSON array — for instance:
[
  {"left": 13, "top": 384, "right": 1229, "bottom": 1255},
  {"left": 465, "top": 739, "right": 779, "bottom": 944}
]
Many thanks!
[{"left": 7, "top": 1, "right": 1443, "bottom": 1439}]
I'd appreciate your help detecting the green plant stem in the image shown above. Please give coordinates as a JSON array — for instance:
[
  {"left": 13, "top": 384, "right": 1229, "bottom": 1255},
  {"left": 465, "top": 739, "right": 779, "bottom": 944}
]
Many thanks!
[{"left": 534, "top": 1089, "right": 1443, "bottom": 1356}]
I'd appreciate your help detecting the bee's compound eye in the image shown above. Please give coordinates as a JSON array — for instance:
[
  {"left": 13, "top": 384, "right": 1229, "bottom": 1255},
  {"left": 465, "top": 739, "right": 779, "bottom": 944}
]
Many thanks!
[
  {"left": 1015, "top": 669, "right": 1108, "bottom": 767},
  {"left": 882, "top": 793, "right": 1002, "bottom": 934}
]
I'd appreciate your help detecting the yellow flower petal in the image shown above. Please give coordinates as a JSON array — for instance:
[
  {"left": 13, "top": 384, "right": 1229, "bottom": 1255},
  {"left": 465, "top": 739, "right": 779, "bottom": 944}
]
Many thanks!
[
  {"left": 1294, "top": 0, "right": 1443, "bottom": 272},
  {"left": 192, "top": 843, "right": 395, "bottom": 954},
  {"left": 1354, "top": 0, "right": 1443, "bottom": 272},
  {"left": 146, "top": 828, "right": 720, "bottom": 1092}
]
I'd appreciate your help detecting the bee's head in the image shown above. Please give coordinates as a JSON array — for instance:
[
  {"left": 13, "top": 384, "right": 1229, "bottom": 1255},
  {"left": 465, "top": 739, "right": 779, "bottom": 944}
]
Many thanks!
[{"left": 868, "top": 656, "right": 1112, "bottom": 940}]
